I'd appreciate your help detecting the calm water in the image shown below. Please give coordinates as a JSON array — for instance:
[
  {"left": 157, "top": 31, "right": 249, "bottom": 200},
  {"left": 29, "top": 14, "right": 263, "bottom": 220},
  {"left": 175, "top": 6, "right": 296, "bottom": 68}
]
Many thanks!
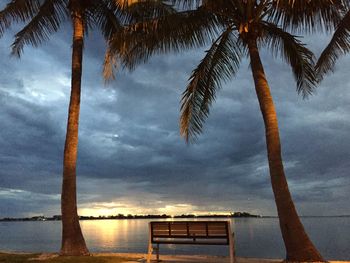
[{"left": 0, "top": 217, "right": 349, "bottom": 260}]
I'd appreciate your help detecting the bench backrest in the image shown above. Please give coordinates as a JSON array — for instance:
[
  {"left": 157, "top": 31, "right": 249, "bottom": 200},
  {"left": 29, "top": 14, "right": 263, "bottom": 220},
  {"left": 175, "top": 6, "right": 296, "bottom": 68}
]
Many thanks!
[{"left": 150, "top": 221, "right": 231, "bottom": 245}]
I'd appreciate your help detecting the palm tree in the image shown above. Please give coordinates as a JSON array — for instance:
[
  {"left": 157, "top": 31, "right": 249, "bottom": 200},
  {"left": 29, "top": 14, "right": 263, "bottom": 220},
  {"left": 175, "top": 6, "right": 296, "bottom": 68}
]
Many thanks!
[
  {"left": 106, "top": 1, "right": 342, "bottom": 261},
  {"left": 316, "top": 1, "right": 350, "bottom": 79},
  {"left": 0, "top": 0, "right": 155, "bottom": 255}
]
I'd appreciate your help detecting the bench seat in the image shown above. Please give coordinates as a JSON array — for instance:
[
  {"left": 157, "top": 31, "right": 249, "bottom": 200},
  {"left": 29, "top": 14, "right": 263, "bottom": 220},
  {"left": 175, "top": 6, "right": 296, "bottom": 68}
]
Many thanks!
[{"left": 147, "top": 221, "right": 235, "bottom": 263}]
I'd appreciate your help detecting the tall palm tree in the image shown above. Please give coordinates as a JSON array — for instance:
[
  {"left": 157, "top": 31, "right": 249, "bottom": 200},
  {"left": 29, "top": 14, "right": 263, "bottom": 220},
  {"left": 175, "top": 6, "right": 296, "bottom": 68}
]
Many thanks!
[
  {"left": 0, "top": 0, "right": 160, "bottom": 255},
  {"left": 106, "top": 0, "right": 342, "bottom": 261},
  {"left": 316, "top": 1, "right": 350, "bottom": 79},
  {"left": 0, "top": 0, "right": 115, "bottom": 256}
]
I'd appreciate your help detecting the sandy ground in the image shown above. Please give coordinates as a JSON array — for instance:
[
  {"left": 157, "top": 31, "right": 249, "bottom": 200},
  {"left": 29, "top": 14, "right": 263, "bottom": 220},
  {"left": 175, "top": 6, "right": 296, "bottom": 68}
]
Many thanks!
[
  {"left": 1, "top": 251, "right": 349, "bottom": 263},
  {"left": 94, "top": 253, "right": 350, "bottom": 263}
]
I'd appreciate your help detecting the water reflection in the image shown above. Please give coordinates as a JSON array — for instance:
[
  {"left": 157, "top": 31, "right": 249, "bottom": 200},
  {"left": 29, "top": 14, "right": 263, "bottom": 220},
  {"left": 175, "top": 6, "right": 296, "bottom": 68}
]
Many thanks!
[
  {"left": 82, "top": 220, "right": 123, "bottom": 248},
  {"left": 81, "top": 219, "right": 149, "bottom": 252}
]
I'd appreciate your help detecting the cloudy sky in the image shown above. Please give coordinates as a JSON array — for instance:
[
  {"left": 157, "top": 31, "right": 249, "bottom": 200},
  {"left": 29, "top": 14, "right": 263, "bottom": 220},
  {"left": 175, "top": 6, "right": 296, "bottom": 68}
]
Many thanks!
[{"left": 0, "top": 8, "right": 349, "bottom": 218}]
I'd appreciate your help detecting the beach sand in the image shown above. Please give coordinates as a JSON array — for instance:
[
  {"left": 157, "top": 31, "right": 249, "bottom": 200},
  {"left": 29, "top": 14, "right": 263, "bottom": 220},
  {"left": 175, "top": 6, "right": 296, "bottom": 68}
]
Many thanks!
[
  {"left": 94, "top": 253, "right": 350, "bottom": 263},
  {"left": 1, "top": 252, "right": 349, "bottom": 263}
]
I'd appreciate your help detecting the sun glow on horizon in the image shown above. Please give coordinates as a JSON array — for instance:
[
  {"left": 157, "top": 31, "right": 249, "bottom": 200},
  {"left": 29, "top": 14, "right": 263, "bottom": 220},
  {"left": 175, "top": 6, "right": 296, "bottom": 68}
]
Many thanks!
[{"left": 78, "top": 201, "right": 233, "bottom": 217}]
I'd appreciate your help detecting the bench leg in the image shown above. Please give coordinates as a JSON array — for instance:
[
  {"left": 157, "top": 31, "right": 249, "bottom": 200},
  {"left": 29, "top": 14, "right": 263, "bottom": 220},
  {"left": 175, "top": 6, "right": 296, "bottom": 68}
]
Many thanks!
[
  {"left": 147, "top": 222, "right": 153, "bottom": 263},
  {"left": 147, "top": 243, "right": 160, "bottom": 263},
  {"left": 147, "top": 242, "right": 153, "bottom": 263},
  {"left": 229, "top": 232, "right": 236, "bottom": 263},
  {"left": 156, "top": 243, "right": 159, "bottom": 262}
]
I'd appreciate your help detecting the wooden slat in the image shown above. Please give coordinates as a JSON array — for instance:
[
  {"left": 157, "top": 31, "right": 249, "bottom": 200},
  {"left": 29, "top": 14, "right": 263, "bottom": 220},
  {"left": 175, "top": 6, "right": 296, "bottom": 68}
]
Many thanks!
[
  {"left": 153, "top": 235, "right": 230, "bottom": 239},
  {"left": 153, "top": 225, "right": 169, "bottom": 230},
  {"left": 208, "top": 231, "right": 227, "bottom": 236},
  {"left": 152, "top": 240, "right": 229, "bottom": 245}
]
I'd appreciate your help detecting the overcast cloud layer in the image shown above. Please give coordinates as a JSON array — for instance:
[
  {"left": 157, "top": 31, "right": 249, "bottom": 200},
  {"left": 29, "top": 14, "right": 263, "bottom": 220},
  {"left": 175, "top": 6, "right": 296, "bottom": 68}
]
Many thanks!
[{"left": 0, "top": 16, "right": 349, "bottom": 218}]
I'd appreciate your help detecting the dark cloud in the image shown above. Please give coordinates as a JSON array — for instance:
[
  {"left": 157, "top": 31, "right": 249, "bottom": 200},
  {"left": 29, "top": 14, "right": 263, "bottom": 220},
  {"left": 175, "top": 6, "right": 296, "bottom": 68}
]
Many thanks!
[{"left": 0, "top": 20, "right": 349, "bottom": 218}]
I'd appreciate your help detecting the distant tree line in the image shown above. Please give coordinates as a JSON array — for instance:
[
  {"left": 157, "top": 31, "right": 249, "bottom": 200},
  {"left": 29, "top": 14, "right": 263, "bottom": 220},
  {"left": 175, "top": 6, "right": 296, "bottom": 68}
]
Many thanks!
[{"left": 0, "top": 211, "right": 261, "bottom": 221}]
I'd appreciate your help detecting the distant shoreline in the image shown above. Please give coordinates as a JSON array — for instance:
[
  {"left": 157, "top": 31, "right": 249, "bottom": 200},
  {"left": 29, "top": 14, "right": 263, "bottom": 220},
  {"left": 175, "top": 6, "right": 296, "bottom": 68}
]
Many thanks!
[
  {"left": 1, "top": 213, "right": 349, "bottom": 222},
  {"left": 0, "top": 212, "right": 261, "bottom": 222}
]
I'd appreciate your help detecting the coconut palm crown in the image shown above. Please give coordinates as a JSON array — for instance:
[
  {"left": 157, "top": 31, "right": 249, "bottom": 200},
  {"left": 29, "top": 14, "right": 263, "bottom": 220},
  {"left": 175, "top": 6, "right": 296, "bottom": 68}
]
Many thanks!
[
  {"left": 106, "top": 0, "right": 342, "bottom": 261},
  {"left": 0, "top": 0, "right": 171, "bottom": 256}
]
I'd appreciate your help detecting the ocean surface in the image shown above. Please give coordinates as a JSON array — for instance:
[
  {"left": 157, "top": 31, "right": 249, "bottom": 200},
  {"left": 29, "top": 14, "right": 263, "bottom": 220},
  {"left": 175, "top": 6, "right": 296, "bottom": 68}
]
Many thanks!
[{"left": 0, "top": 217, "right": 349, "bottom": 260}]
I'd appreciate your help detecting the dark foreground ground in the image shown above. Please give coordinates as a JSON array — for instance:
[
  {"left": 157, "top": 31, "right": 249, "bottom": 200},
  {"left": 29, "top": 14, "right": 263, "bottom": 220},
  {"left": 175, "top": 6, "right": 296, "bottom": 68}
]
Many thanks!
[{"left": 1, "top": 252, "right": 349, "bottom": 263}]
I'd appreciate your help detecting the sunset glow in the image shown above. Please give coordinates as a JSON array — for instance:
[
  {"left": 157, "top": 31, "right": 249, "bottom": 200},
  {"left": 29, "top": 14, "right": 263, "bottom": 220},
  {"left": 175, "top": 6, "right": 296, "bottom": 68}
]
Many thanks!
[{"left": 78, "top": 202, "right": 233, "bottom": 217}]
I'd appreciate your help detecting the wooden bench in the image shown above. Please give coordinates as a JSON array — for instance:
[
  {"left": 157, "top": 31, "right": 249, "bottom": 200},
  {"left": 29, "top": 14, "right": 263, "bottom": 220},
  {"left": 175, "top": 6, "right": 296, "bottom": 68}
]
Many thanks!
[{"left": 147, "top": 221, "right": 235, "bottom": 263}]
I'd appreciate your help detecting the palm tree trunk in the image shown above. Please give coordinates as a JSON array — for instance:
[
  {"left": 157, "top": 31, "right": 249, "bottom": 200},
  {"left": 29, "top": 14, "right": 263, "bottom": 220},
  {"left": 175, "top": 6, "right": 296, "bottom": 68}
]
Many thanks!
[
  {"left": 247, "top": 38, "right": 324, "bottom": 262},
  {"left": 60, "top": 5, "right": 89, "bottom": 256}
]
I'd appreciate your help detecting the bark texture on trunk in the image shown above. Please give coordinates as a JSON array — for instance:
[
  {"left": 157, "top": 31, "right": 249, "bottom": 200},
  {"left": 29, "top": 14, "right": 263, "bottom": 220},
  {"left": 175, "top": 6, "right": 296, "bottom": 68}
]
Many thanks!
[
  {"left": 60, "top": 3, "right": 89, "bottom": 256},
  {"left": 247, "top": 38, "right": 324, "bottom": 262}
]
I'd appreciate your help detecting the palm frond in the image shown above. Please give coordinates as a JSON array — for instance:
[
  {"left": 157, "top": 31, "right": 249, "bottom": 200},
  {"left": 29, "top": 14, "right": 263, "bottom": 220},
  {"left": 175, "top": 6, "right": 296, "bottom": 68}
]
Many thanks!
[
  {"left": 270, "top": 0, "right": 344, "bottom": 33},
  {"left": 180, "top": 29, "right": 242, "bottom": 142},
  {"left": 88, "top": 0, "right": 124, "bottom": 41},
  {"left": 0, "top": 0, "right": 41, "bottom": 36},
  {"left": 260, "top": 21, "right": 317, "bottom": 97},
  {"left": 106, "top": 7, "right": 221, "bottom": 72},
  {"left": 11, "top": 0, "right": 68, "bottom": 57},
  {"left": 102, "top": 0, "right": 180, "bottom": 79},
  {"left": 103, "top": 48, "right": 118, "bottom": 81},
  {"left": 125, "top": 0, "right": 176, "bottom": 21},
  {"left": 202, "top": 0, "right": 242, "bottom": 23},
  {"left": 169, "top": 0, "right": 202, "bottom": 10},
  {"left": 316, "top": 10, "right": 350, "bottom": 80}
]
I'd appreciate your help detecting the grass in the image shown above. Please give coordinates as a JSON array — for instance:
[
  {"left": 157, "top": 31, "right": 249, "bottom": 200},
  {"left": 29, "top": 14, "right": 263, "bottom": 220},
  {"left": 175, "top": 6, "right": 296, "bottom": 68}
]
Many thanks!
[
  {"left": 0, "top": 253, "right": 37, "bottom": 263},
  {"left": 0, "top": 253, "right": 137, "bottom": 263}
]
